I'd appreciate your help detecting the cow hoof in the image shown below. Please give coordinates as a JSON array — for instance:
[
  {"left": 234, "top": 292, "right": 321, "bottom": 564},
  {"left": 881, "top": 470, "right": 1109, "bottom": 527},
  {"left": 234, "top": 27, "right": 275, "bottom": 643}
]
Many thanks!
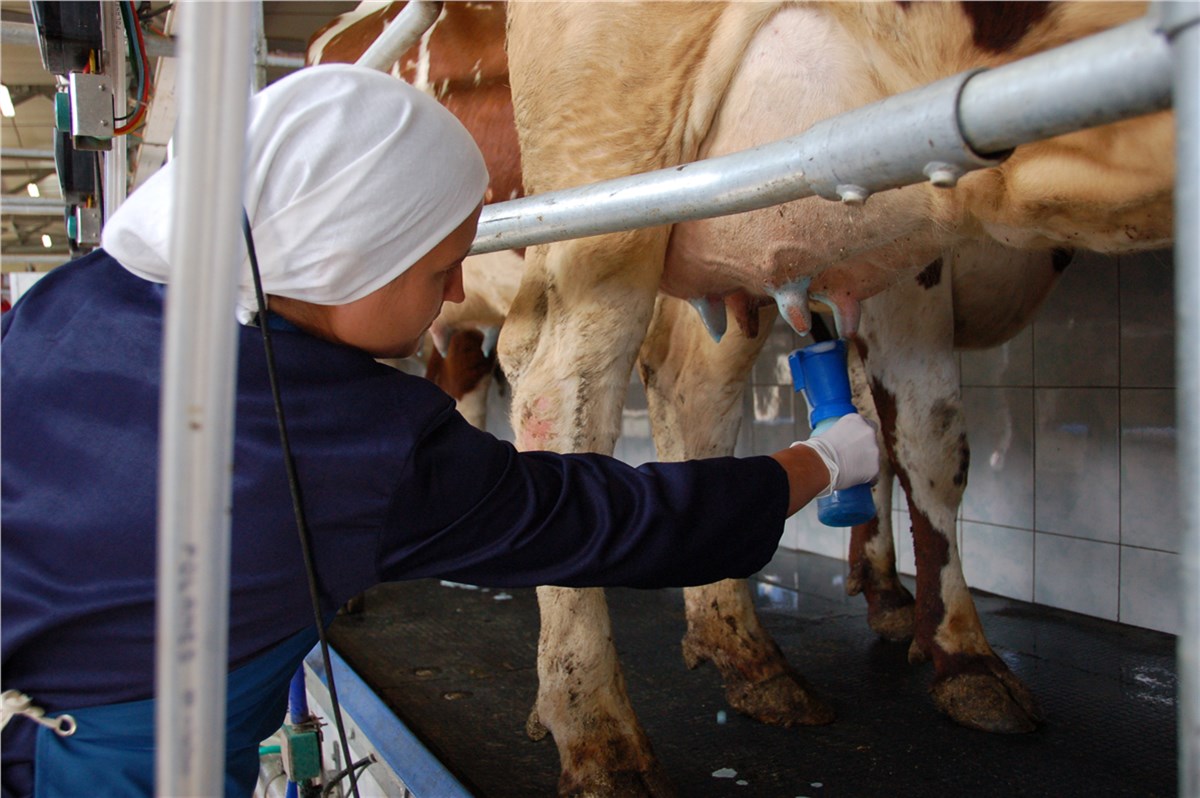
[
  {"left": 558, "top": 763, "right": 677, "bottom": 798},
  {"left": 725, "top": 669, "right": 835, "bottom": 727},
  {"left": 930, "top": 662, "right": 1043, "bottom": 734},
  {"left": 526, "top": 706, "right": 549, "bottom": 741},
  {"left": 866, "top": 598, "right": 914, "bottom": 643},
  {"left": 845, "top": 569, "right": 915, "bottom": 643}
]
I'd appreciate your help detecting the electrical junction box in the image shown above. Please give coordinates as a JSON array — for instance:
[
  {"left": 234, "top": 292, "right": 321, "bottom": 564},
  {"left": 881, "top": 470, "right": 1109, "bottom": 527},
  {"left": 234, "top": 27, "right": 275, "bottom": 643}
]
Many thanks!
[
  {"left": 280, "top": 723, "right": 322, "bottom": 784},
  {"left": 71, "top": 206, "right": 102, "bottom": 247},
  {"left": 62, "top": 72, "right": 114, "bottom": 146}
]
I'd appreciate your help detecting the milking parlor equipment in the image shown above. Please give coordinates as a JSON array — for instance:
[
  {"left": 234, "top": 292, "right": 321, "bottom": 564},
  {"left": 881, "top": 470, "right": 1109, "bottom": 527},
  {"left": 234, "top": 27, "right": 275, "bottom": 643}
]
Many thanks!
[
  {"left": 144, "top": 2, "right": 1197, "bottom": 795},
  {"left": 788, "top": 340, "right": 877, "bottom": 527}
]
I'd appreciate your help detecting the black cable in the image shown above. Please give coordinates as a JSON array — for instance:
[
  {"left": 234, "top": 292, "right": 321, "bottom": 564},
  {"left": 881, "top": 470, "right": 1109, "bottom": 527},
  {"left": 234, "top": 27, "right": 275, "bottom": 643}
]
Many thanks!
[
  {"left": 138, "top": 2, "right": 173, "bottom": 22},
  {"left": 241, "top": 210, "right": 361, "bottom": 798},
  {"left": 321, "top": 755, "right": 375, "bottom": 796}
]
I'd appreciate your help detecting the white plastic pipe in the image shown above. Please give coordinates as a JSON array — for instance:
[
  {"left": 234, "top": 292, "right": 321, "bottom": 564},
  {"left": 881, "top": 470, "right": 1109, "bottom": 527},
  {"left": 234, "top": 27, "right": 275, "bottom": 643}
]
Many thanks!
[
  {"left": 153, "top": 2, "right": 253, "bottom": 795},
  {"left": 355, "top": 1, "right": 441, "bottom": 73},
  {"left": 1168, "top": 4, "right": 1200, "bottom": 796}
]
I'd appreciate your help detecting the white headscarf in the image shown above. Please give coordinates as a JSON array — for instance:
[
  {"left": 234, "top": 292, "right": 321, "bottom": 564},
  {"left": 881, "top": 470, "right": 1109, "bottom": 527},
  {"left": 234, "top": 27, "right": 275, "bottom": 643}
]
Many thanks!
[{"left": 102, "top": 64, "right": 489, "bottom": 324}]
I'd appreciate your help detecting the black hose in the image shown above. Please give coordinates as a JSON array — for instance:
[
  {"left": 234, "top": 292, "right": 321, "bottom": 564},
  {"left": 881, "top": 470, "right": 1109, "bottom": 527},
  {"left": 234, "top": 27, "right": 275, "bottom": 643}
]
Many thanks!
[{"left": 242, "top": 210, "right": 361, "bottom": 798}]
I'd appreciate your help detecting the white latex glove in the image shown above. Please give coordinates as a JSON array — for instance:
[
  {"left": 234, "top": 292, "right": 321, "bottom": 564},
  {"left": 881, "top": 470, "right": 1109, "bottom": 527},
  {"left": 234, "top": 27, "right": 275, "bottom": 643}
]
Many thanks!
[{"left": 792, "top": 413, "right": 880, "bottom": 498}]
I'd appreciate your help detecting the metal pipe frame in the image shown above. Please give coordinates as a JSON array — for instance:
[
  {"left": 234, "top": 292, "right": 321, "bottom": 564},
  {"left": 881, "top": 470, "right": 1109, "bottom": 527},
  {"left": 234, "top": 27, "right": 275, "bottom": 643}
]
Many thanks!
[
  {"left": 0, "top": 198, "right": 66, "bottom": 216},
  {"left": 1167, "top": 4, "right": 1200, "bottom": 796},
  {"left": 0, "top": 149, "right": 55, "bottom": 161},
  {"left": 101, "top": 1, "right": 127, "bottom": 218},
  {"left": 471, "top": 15, "right": 1175, "bottom": 255},
  {"left": 354, "top": 1, "right": 442, "bottom": 73},
  {"left": 153, "top": 3, "right": 253, "bottom": 795}
]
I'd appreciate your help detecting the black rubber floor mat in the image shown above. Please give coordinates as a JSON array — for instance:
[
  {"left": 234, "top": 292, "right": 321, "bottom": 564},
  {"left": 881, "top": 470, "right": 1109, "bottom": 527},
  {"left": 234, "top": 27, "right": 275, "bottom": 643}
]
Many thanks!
[{"left": 327, "top": 549, "right": 1176, "bottom": 798}]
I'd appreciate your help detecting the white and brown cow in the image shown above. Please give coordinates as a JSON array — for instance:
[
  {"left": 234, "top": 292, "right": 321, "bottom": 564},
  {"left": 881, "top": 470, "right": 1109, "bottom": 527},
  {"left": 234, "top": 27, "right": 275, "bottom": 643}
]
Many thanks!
[
  {"left": 503, "top": 1, "right": 1172, "bottom": 793},
  {"left": 308, "top": 1, "right": 523, "bottom": 421}
]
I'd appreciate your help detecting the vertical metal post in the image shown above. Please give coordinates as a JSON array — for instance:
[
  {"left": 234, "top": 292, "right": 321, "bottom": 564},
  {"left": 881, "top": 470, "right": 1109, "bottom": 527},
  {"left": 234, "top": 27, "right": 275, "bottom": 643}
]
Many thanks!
[
  {"left": 101, "top": 0, "right": 127, "bottom": 218},
  {"left": 250, "top": 0, "right": 269, "bottom": 91},
  {"left": 154, "top": 2, "right": 253, "bottom": 795},
  {"left": 1168, "top": 3, "right": 1200, "bottom": 797}
]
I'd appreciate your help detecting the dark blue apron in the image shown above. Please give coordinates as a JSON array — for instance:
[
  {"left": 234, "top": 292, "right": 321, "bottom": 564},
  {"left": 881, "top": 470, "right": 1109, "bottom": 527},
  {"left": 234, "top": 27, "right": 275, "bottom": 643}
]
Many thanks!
[{"left": 31, "top": 626, "right": 317, "bottom": 798}]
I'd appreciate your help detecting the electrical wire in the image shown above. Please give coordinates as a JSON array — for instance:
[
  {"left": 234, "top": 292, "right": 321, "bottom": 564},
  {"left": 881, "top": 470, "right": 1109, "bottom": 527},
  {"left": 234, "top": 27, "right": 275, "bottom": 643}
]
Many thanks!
[
  {"left": 321, "top": 755, "right": 375, "bottom": 796},
  {"left": 138, "top": 3, "right": 174, "bottom": 23},
  {"left": 114, "top": 1, "right": 149, "bottom": 130},
  {"left": 241, "top": 210, "right": 362, "bottom": 798},
  {"left": 115, "top": 0, "right": 151, "bottom": 134},
  {"left": 114, "top": 1, "right": 144, "bottom": 122}
]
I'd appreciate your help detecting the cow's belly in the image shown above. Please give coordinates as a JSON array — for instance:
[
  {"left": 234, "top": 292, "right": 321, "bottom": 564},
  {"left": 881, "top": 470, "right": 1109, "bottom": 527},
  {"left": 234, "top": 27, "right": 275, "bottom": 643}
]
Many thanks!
[{"left": 662, "top": 5, "right": 935, "bottom": 309}]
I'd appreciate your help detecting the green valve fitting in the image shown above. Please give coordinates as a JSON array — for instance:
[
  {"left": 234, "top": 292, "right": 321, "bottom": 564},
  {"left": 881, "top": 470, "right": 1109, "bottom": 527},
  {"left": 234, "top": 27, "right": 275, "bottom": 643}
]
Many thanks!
[
  {"left": 55, "top": 93, "right": 71, "bottom": 132},
  {"left": 281, "top": 723, "right": 322, "bottom": 783}
]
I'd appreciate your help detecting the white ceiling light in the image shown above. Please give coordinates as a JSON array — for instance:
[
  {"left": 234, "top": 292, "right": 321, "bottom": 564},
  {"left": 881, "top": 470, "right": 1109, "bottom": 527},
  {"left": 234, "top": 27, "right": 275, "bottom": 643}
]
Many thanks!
[
  {"left": 41, "top": 234, "right": 52, "bottom": 248},
  {"left": 27, "top": 183, "right": 40, "bottom": 198},
  {"left": 0, "top": 85, "right": 15, "bottom": 118}
]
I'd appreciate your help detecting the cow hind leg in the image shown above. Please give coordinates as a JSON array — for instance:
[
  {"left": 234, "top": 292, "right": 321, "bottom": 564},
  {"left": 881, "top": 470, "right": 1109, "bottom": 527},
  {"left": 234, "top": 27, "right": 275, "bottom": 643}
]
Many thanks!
[
  {"left": 845, "top": 458, "right": 916, "bottom": 642},
  {"left": 860, "top": 260, "right": 1041, "bottom": 734},
  {"left": 844, "top": 343, "right": 915, "bottom": 641},
  {"left": 640, "top": 298, "right": 833, "bottom": 727}
]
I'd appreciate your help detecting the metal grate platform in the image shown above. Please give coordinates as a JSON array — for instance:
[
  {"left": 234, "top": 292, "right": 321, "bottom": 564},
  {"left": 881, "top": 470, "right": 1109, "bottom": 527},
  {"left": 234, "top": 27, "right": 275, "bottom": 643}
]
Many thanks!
[{"left": 327, "top": 549, "right": 1176, "bottom": 797}]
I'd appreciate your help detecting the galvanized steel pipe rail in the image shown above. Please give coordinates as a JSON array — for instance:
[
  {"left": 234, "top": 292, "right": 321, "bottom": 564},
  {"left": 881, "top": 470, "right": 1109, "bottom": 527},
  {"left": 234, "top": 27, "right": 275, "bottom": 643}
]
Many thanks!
[
  {"left": 471, "top": 15, "right": 1176, "bottom": 255},
  {"left": 355, "top": 1, "right": 443, "bottom": 73}
]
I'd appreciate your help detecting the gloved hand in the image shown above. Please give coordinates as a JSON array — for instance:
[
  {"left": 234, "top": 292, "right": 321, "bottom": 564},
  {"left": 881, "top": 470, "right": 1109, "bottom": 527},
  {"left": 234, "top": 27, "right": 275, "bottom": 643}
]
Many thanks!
[{"left": 791, "top": 413, "right": 880, "bottom": 498}]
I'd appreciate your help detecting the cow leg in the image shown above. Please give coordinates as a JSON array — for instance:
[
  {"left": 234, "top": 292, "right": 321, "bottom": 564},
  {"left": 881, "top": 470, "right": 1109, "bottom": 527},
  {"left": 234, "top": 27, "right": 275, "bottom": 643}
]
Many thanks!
[
  {"left": 858, "top": 259, "right": 1041, "bottom": 734},
  {"left": 844, "top": 449, "right": 915, "bottom": 641},
  {"left": 529, "top": 586, "right": 674, "bottom": 798},
  {"left": 499, "top": 232, "right": 674, "bottom": 797},
  {"left": 637, "top": 297, "right": 833, "bottom": 727},
  {"left": 844, "top": 341, "right": 915, "bottom": 641}
]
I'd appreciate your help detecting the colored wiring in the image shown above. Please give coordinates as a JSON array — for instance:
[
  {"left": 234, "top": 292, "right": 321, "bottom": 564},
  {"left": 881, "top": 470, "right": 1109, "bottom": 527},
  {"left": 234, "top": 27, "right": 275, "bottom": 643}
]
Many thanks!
[
  {"left": 113, "top": 2, "right": 142, "bottom": 120},
  {"left": 114, "top": 0, "right": 151, "bottom": 134},
  {"left": 114, "top": 1, "right": 147, "bottom": 127}
]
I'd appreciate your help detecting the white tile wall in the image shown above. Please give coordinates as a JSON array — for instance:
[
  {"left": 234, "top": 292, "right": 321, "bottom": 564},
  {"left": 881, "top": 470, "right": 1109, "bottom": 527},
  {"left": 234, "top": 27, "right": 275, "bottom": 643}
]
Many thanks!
[
  {"left": 1119, "top": 545, "right": 1181, "bottom": 634},
  {"left": 480, "top": 250, "right": 1178, "bottom": 635},
  {"left": 1032, "top": 251, "right": 1120, "bottom": 387},
  {"left": 1033, "top": 387, "right": 1121, "bottom": 543},
  {"left": 1120, "top": 388, "right": 1180, "bottom": 552},
  {"left": 1119, "top": 249, "right": 1175, "bottom": 388},
  {"left": 960, "top": 386, "right": 1034, "bottom": 529},
  {"left": 961, "top": 521, "right": 1034, "bottom": 603},
  {"left": 953, "top": 249, "right": 1175, "bottom": 633},
  {"left": 960, "top": 325, "right": 1033, "bottom": 387},
  {"left": 1034, "top": 533, "right": 1120, "bottom": 621}
]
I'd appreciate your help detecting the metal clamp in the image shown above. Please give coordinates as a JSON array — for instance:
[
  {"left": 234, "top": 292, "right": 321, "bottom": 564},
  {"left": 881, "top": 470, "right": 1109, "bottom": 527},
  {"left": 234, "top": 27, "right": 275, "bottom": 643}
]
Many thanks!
[{"left": 801, "top": 68, "right": 1010, "bottom": 204}]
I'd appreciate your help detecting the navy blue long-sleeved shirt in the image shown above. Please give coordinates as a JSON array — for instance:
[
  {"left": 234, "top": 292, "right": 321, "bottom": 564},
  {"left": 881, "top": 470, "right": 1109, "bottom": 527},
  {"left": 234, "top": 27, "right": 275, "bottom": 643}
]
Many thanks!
[{"left": 1, "top": 250, "right": 789, "bottom": 795}]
